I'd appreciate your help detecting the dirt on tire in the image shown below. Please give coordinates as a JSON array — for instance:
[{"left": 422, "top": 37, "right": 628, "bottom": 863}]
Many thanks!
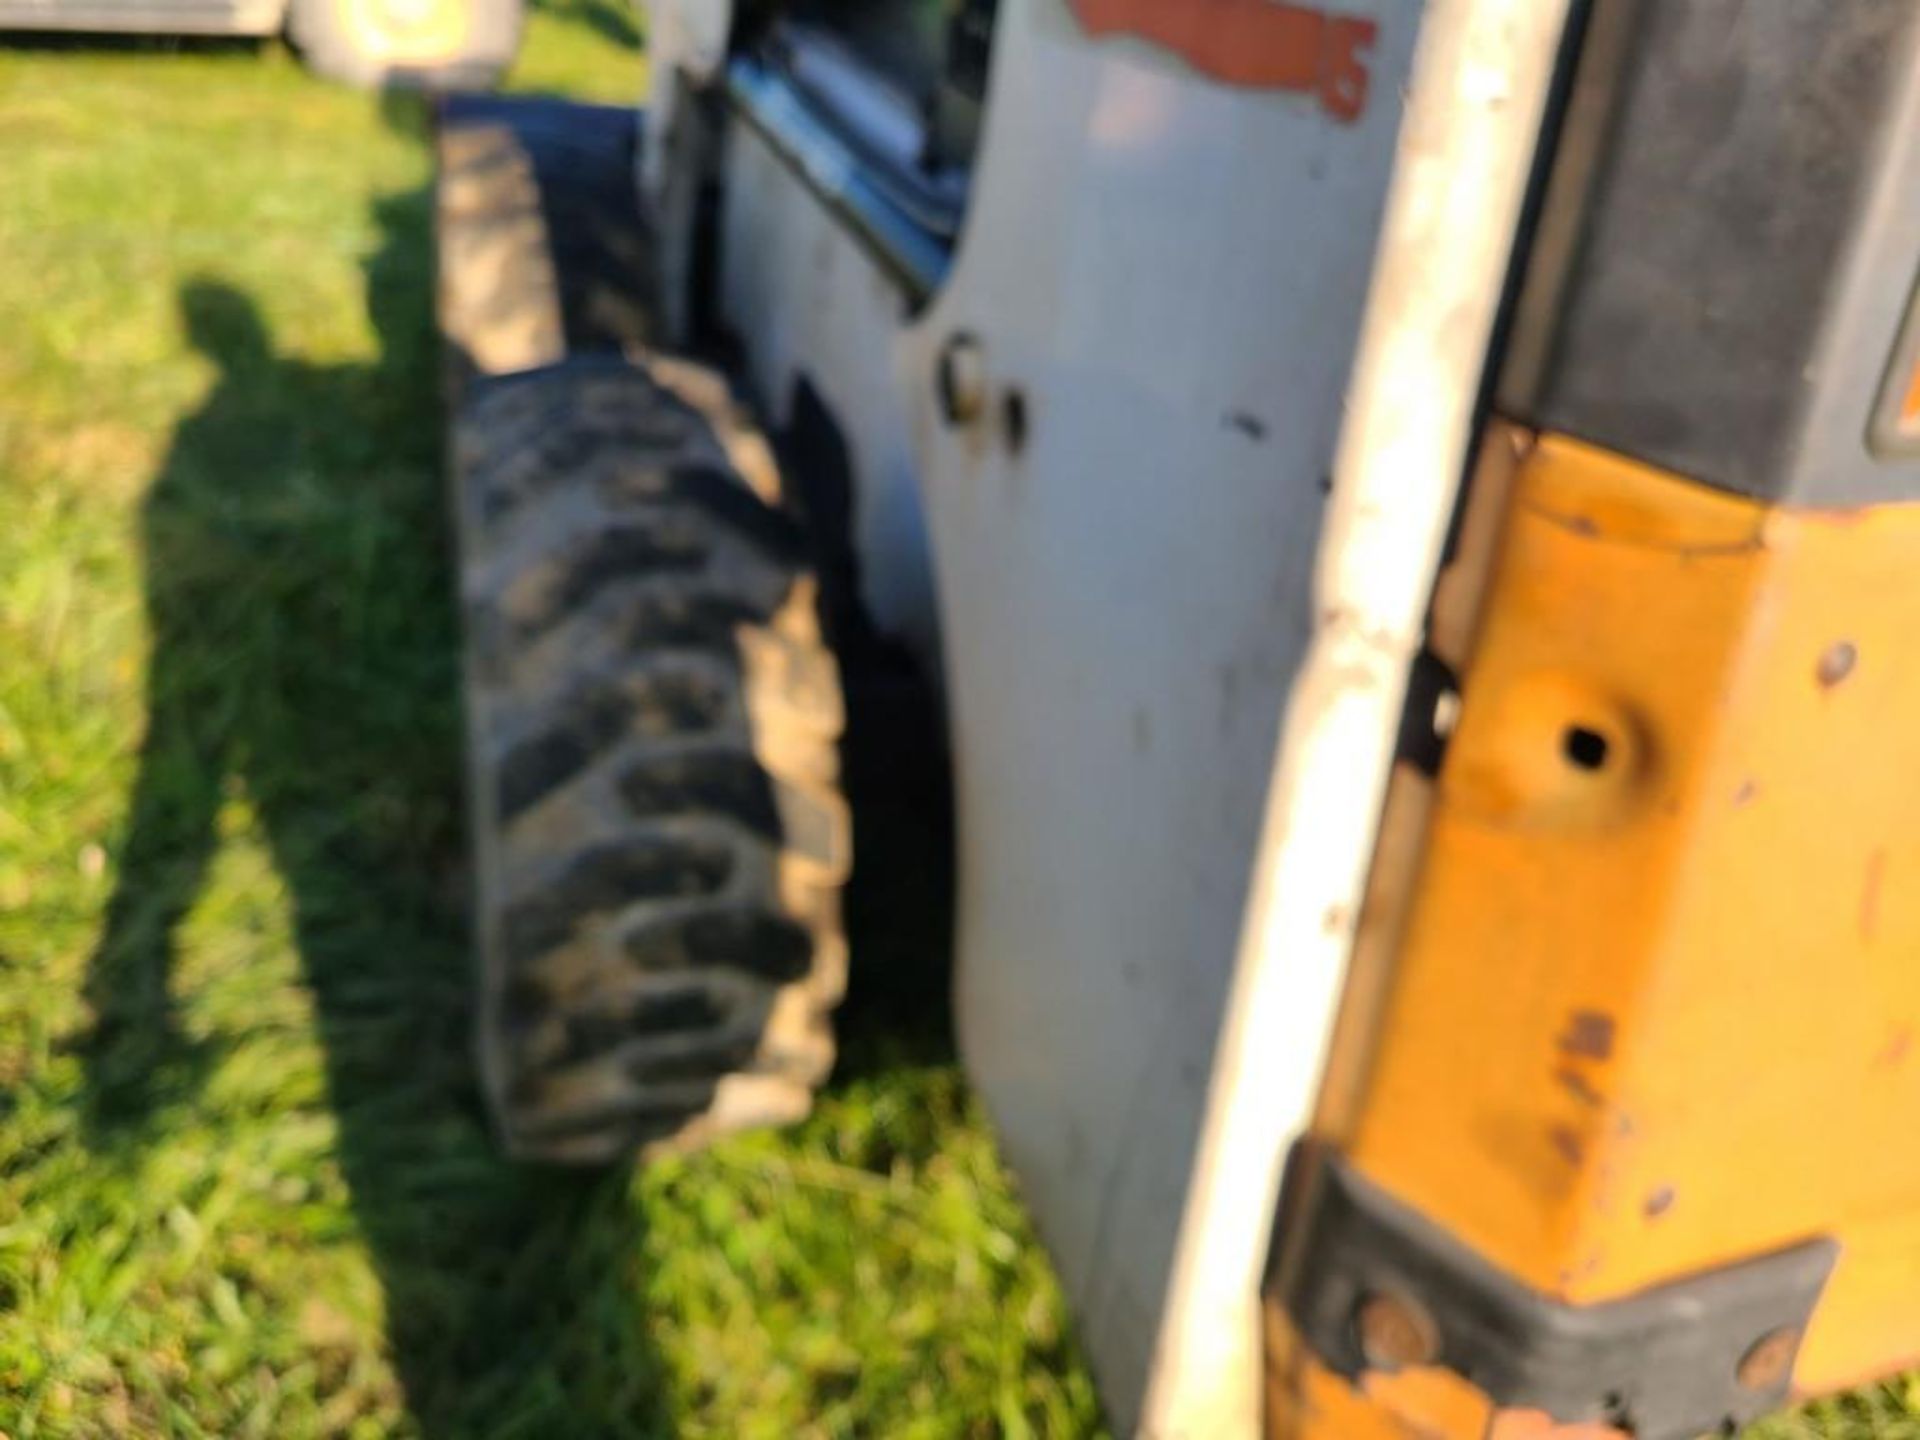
[{"left": 438, "top": 99, "right": 850, "bottom": 1163}]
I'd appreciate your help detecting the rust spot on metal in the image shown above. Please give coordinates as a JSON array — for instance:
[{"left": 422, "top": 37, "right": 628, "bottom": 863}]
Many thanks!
[
  {"left": 1677, "top": 539, "right": 1769, "bottom": 561},
  {"left": 1876, "top": 1026, "right": 1912, "bottom": 1071},
  {"left": 1001, "top": 387, "right": 1031, "bottom": 457},
  {"left": 1557, "top": 1010, "right": 1615, "bottom": 1062},
  {"left": 934, "top": 331, "right": 987, "bottom": 427},
  {"left": 1643, "top": 1184, "right": 1676, "bottom": 1220},
  {"left": 1354, "top": 1292, "right": 1440, "bottom": 1371},
  {"left": 1554, "top": 1066, "right": 1605, "bottom": 1109},
  {"left": 1817, "top": 640, "right": 1858, "bottom": 689},
  {"left": 1067, "top": 0, "right": 1380, "bottom": 121},
  {"left": 1548, "top": 1124, "right": 1584, "bottom": 1167},
  {"left": 1736, "top": 1326, "right": 1802, "bottom": 1392},
  {"left": 1861, "top": 848, "right": 1887, "bottom": 940},
  {"left": 1523, "top": 498, "right": 1764, "bottom": 556}
]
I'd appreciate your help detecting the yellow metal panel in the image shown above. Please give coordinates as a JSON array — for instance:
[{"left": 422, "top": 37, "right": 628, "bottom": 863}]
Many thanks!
[{"left": 1318, "top": 428, "right": 1920, "bottom": 1399}]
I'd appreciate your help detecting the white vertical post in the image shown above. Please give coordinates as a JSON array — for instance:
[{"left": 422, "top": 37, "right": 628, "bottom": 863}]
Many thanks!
[{"left": 1140, "top": 2, "right": 1574, "bottom": 1434}]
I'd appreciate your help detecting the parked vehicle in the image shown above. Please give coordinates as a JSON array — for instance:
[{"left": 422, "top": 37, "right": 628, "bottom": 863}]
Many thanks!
[
  {"left": 436, "top": 2, "right": 1920, "bottom": 1435},
  {"left": 0, "top": 0, "right": 522, "bottom": 85}
]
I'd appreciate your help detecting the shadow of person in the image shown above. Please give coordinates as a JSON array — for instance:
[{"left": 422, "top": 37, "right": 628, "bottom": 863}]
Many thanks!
[{"left": 77, "top": 187, "right": 669, "bottom": 1438}]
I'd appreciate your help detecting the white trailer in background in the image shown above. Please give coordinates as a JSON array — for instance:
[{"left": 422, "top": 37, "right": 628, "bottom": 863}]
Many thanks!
[{"left": 0, "top": 0, "right": 523, "bottom": 85}]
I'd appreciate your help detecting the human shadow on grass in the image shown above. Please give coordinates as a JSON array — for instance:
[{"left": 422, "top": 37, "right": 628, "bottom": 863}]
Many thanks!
[{"left": 75, "top": 187, "right": 672, "bottom": 1439}]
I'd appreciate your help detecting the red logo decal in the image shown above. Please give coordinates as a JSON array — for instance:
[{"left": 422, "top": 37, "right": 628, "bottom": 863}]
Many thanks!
[{"left": 1067, "top": 0, "right": 1378, "bottom": 122}]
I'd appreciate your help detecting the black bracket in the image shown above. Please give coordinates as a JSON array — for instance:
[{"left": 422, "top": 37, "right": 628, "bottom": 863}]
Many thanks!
[{"left": 1270, "top": 1147, "right": 1839, "bottom": 1440}]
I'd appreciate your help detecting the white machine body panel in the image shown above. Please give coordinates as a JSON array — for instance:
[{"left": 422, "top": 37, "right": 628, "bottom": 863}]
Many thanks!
[
  {"left": 719, "top": 124, "right": 945, "bottom": 668},
  {"left": 645, "top": 0, "right": 1566, "bottom": 1432},
  {"left": 907, "top": 5, "right": 1418, "bottom": 1430},
  {"left": 706, "top": 0, "right": 1423, "bottom": 1425}
]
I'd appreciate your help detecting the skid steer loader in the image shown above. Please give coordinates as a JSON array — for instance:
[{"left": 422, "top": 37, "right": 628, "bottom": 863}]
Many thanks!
[{"left": 433, "top": 1, "right": 1920, "bottom": 1436}]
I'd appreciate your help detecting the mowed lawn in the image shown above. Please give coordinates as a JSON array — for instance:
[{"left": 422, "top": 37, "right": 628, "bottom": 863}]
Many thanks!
[{"left": 0, "top": 11, "right": 1103, "bottom": 1438}]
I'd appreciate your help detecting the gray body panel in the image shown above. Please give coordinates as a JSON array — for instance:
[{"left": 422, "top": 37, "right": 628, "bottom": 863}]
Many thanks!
[{"left": 1504, "top": 0, "right": 1920, "bottom": 506}]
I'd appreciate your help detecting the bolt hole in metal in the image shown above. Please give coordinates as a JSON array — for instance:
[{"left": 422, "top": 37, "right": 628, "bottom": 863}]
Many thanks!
[
  {"left": 1002, "top": 387, "right": 1029, "bottom": 455},
  {"left": 935, "top": 331, "right": 985, "bottom": 426},
  {"left": 1736, "top": 1325, "right": 1802, "bottom": 1392},
  {"left": 1354, "top": 1291, "right": 1440, "bottom": 1371},
  {"left": 1817, "top": 640, "right": 1857, "bottom": 689},
  {"left": 1562, "top": 724, "right": 1611, "bottom": 771}
]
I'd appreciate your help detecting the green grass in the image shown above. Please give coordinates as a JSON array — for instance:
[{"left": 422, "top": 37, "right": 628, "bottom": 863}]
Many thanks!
[
  {"left": 1752, "top": 1381, "right": 1920, "bottom": 1440},
  {"left": 0, "top": 13, "right": 1102, "bottom": 1438}
]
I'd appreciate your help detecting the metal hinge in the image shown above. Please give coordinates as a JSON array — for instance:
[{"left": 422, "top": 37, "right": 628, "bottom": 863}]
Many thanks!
[{"left": 1269, "top": 1146, "right": 1839, "bottom": 1440}]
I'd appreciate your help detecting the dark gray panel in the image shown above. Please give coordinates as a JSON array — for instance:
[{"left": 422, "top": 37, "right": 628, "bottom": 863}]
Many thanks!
[
  {"left": 1508, "top": 0, "right": 1920, "bottom": 504},
  {"left": 1272, "top": 1147, "right": 1838, "bottom": 1440}
]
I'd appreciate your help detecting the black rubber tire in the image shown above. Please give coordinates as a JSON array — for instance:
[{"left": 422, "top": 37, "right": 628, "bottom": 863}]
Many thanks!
[
  {"left": 455, "top": 359, "right": 850, "bottom": 1163},
  {"left": 289, "top": 0, "right": 522, "bottom": 89},
  {"left": 435, "top": 98, "right": 656, "bottom": 389}
]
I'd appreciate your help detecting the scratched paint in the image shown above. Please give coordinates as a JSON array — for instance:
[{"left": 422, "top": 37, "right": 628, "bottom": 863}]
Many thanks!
[
  {"left": 1556, "top": 1010, "right": 1616, "bottom": 1063},
  {"left": 1066, "top": 0, "right": 1380, "bottom": 121}
]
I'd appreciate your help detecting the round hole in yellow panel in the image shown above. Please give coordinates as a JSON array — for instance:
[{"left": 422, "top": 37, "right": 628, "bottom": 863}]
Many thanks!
[{"left": 1445, "top": 670, "right": 1650, "bottom": 829}]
